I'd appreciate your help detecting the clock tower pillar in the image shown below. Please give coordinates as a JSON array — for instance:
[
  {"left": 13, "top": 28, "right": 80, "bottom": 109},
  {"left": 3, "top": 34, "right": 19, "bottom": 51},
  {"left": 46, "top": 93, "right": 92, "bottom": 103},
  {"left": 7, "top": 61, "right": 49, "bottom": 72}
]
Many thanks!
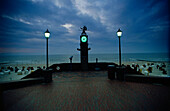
[{"left": 77, "top": 26, "right": 91, "bottom": 71}]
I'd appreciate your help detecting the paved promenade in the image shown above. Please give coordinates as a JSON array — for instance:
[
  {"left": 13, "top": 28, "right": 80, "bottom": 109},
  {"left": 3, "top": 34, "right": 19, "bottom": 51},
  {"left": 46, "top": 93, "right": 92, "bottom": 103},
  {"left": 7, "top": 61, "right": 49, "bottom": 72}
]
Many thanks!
[{"left": 2, "top": 71, "right": 170, "bottom": 111}]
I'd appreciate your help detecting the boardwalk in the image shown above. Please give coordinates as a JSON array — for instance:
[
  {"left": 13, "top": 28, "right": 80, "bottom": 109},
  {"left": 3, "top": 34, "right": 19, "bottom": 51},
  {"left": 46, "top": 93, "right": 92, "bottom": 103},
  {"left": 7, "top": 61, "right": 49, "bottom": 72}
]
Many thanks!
[{"left": 2, "top": 71, "right": 170, "bottom": 111}]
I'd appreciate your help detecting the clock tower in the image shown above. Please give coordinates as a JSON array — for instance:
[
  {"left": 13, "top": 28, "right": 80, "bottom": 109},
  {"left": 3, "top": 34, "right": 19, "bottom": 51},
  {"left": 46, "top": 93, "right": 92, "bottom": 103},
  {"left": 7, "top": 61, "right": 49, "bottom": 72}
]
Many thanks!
[{"left": 77, "top": 26, "right": 91, "bottom": 71}]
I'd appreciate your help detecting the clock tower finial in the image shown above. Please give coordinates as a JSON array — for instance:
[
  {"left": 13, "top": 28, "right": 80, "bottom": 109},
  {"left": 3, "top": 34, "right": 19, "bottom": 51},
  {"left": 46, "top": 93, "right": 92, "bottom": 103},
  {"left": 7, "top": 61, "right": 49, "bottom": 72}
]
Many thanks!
[{"left": 80, "top": 26, "right": 87, "bottom": 34}]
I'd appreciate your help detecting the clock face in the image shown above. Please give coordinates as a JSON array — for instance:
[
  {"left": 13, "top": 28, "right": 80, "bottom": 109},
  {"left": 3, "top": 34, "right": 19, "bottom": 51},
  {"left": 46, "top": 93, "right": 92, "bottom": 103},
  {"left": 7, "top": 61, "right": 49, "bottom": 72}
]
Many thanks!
[{"left": 81, "top": 36, "right": 87, "bottom": 42}]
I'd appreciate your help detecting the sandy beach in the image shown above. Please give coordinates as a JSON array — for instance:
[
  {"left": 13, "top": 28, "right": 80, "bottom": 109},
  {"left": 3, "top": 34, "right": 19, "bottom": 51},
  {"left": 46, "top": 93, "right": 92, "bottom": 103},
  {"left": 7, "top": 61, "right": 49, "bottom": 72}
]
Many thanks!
[
  {"left": 0, "top": 60, "right": 169, "bottom": 82},
  {"left": 123, "top": 61, "right": 170, "bottom": 76},
  {"left": 0, "top": 63, "right": 46, "bottom": 81}
]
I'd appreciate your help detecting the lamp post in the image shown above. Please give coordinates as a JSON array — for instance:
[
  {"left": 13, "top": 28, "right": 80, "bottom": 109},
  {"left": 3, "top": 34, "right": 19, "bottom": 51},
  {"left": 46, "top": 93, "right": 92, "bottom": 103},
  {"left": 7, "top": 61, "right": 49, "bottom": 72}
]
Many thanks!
[
  {"left": 45, "top": 29, "right": 50, "bottom": 69},
  {"left": 117, "top": 28, "right": 122, "bottom": 66}
]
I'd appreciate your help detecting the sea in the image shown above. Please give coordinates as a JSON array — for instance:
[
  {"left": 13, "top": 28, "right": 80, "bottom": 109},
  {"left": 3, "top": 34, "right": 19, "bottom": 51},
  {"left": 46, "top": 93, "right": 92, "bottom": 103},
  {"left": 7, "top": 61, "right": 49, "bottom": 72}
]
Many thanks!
[
  {"left": 0, "top": 53, "right": 169, "bottom": 67},
  {"left": 0, "top": 53, "right": 169, "bottom": 81}
]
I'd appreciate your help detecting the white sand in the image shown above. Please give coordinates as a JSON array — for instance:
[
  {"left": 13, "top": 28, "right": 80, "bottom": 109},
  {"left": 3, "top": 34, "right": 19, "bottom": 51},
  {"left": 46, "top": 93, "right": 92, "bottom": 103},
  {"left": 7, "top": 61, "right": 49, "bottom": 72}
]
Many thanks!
[
  {"left": 0, "top": 61, "right": 169, "bottom": 82},
  {"left": 0, "top": 63, "right": 46, "bottom": 82},
  {"left": 123, "top": 61, "right": 170, "bottom": 77}
]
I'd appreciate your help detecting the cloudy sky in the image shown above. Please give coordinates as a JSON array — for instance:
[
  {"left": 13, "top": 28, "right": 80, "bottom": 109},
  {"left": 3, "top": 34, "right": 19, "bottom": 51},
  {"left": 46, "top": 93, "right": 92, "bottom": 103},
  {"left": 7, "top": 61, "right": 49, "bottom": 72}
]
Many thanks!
[{"left": 0, "top": 0, "right": 169, "bottom": 55}]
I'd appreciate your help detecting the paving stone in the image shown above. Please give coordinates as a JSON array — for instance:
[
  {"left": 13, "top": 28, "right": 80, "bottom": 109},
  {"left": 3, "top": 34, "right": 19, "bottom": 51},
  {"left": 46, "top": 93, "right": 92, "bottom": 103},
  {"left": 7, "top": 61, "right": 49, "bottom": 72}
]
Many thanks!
[{"left": 2, "top": 71, "right": 170, "bottom": 111}]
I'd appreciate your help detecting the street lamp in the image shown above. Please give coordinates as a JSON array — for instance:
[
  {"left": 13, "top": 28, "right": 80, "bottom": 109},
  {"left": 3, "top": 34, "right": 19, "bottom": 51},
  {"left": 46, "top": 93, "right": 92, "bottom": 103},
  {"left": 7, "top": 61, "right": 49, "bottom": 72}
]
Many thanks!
[
  {"left": 45, "top": 29, "right": 50, "bottom": 69},
  {"left": 117, "top": 28, "right": 122, "bottom": 66}
]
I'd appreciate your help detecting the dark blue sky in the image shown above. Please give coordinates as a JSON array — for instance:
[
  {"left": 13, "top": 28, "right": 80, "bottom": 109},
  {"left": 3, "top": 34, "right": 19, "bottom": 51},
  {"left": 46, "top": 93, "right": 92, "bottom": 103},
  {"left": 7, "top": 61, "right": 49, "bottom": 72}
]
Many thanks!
[{"left": 0, "top": 0, "right": 169, "bottom": 55}]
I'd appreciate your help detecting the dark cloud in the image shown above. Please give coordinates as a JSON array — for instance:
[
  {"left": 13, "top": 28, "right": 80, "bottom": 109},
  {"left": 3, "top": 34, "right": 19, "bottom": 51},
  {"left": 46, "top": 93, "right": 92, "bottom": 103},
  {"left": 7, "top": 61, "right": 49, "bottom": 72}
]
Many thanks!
[{"left": 0, "top": 0, "right": 169, "bottom": 54}]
